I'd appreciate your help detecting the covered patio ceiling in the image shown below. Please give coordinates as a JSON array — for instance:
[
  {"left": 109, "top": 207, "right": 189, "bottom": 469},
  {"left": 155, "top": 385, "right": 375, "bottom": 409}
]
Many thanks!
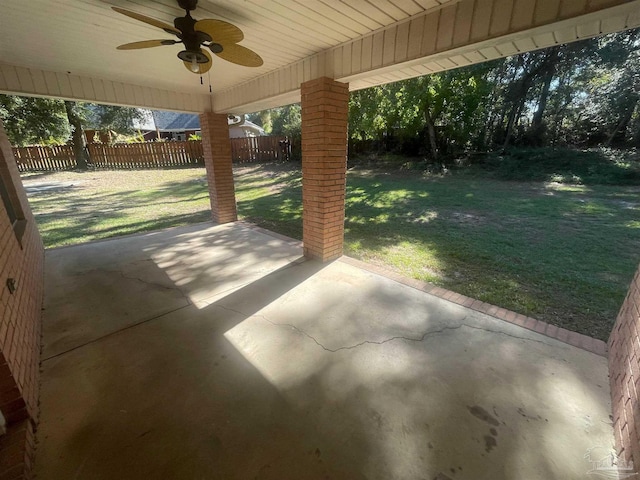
[{"left": 1, "top": 0, "right": 639, "bottom": 114}]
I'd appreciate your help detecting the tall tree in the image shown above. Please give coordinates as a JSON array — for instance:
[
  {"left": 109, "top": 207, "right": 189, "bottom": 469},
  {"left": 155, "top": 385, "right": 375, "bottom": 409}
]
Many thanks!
[
  {"left": 64, "top": 101, "right": 89, "bottom": 170},
  {"left": 256, "top": 27, "right": 640, "bottom": 162},
  {"left": 89, "top": 105, "right": 146, "bottom": 136},
  {"left": 530, "top": 46, "right": 561, "bottom": 143},
  {"left": 0, "top": 95, "right": 69, "bottom": 146}
]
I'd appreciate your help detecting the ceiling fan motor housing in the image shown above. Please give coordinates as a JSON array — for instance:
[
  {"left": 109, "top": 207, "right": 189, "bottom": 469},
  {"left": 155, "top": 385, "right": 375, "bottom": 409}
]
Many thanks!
[
  {"left": 175, "top": 13, "right": 211, "bottom": 63},
  {"left": 177, "top": 0, "right": 199, "bottom": 11}
]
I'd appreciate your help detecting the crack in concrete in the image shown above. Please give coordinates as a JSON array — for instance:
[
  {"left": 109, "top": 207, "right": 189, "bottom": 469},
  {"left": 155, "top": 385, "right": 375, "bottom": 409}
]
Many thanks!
[
  {"left": 116, "top": 270, "right": 192, "bottom": 305},
  {"left": 43, "top": 258, "right": 311, "bottom": 362},
  {"left": 263, "top": 316, "right": 472, "bottom": 352},
  {"left": 59, "top": 255, "right": 564, "bottom": 355},
  {"left": 41, "top": 303, "right": 192, "bottom": 362},
  {"left": 262, "top": 318, "right": 562, "bottom": 352},
  {"left": 63, "top": 261, "right": 187, "bottom": 298},
  {"left": 212, "top": 302, "right": 563, "bottom": 352}
]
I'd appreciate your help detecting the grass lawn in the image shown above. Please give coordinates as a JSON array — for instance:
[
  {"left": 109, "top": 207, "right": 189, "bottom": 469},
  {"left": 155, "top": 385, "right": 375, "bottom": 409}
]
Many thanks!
[
  {"left": 22, "top": 163, "right": 640, "bottom": 341},
  {"left": 21, "top": 169, "right": 213, "bottom": 246}
]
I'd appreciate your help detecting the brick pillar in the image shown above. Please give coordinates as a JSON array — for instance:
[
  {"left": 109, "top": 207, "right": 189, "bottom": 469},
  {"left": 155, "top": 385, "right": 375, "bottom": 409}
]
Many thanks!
[
  {"left": 0, "top": 118, "right": 43, "bottom": 479},
  {"left": 301, "top": 77, "right": 349, "bottom": 262},
  {"left": 199, "top": 112, "right": 237, "bottom": 224},
  {"left": 608, "top": 264, "right": 640, "bottom": 467}
]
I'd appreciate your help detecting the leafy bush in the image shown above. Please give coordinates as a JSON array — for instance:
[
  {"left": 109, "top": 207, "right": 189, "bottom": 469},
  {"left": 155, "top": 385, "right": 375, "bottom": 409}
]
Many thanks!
[{"left": 466, "top": 147, "right": 640, "bottom": 185}]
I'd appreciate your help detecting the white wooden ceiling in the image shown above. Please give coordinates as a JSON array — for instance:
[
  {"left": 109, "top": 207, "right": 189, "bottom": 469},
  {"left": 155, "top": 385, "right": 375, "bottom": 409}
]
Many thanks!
[{"left": 0, "top": 0, "right": 638, "bottom": 113}]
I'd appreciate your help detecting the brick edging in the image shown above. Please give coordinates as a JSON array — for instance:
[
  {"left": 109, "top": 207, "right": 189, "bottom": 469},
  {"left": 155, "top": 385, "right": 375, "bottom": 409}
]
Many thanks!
[{"left": 339, "top": 255, "right": 608, "bottom": 357}]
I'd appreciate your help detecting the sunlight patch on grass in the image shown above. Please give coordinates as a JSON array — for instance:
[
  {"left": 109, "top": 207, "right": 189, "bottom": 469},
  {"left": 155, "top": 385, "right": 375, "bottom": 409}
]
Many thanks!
[
  {"left": 575, "top": 201, "right": 613, "bottom": 214},
  {"left": 411, "top": 211, "right": 438, "bottom": 224},
  {"left": 23, "top": 168, "right": 211, "bottom": 248},
  {"left": 544, "top": 182, "right": 590, "bottom": 193},
  {"left": 23, "top": 163, "right": 640, "bottom": 342},
  {"left": 346, "top": 241, "right": 445, "bottom": 284}
]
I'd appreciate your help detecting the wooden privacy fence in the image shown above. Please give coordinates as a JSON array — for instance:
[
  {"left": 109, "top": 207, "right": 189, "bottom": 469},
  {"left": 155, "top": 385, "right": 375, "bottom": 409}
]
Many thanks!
[
  {"left": 13, "top": 136, "right": 290, "bottom": 172},
  {"left": 230, "top": 135, "right": 290, "bottom": 163},
  {"left": 87, "top": 141, "right": 203, "bottom": 169},
  {"left": 12, "top": 145, "right": 76, "bottom": 172}
]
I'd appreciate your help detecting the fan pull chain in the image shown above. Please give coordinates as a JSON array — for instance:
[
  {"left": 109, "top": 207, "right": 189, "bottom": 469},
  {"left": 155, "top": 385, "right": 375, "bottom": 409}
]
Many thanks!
[{"left": 208, "top": 70, "right": 212, "bottom": 94}]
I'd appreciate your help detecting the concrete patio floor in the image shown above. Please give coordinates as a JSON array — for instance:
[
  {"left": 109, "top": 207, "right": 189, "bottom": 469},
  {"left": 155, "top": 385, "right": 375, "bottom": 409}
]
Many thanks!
[{"left": 35, "top": 222, "right": 615, "bottom": 479}]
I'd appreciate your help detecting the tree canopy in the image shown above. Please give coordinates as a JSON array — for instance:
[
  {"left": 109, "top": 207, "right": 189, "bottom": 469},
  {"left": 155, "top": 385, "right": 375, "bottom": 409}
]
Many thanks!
[
  {"left": 0, "top": 96, "right": 70, "bottom": 147},
  {"left": 251, "top": 28, "right": 639, "bottom": 163},
  {"left": 0, "top": 96, "right": 145, "bottom": 147},
  {"left": 346, "top": 29, "right": 640, "bottom": 160}
]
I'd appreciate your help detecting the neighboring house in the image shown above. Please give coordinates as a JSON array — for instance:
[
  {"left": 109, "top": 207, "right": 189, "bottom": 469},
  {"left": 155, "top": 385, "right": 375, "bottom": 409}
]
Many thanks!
[
  {"left": 135, "top": 111, "right": 201, "bottom": 141},
  {"left": 134, "top": 111, "right": 265, "bottom": 141},
  {"left": 228, "top": 115, "right": 266, "bottom": 138}
]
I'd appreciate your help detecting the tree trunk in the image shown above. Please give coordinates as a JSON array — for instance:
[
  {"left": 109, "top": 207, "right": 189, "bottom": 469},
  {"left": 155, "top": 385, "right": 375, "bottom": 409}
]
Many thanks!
[
  {"left": 496, "top": 56, "right": 526, "bottom": 147},
  {"left": 64, "top": 101, "right": 89, "bottom": 170},
  {"left": 482, "top": 62, "right": 508, "bottom": 149},
  {"left": 502, "top": 94, "right": 525, "bottom": 152},
  {"left": 532, "top": 74, "right": 553, "bottom": 131},
  {"left": 549, "top": 74, "right": 570, "bottom": 147},
  {"left": 530, "top": 47, "right": 560, "bottom": 145},
  {"left": 423, "top": 103, "right": 438, "bottom": 161},
  {"left": 606, "top": 96, "right": 639, "bottom": 147},
  {"left": 502, "top": 50, "right": 562, "bottom": 151}
]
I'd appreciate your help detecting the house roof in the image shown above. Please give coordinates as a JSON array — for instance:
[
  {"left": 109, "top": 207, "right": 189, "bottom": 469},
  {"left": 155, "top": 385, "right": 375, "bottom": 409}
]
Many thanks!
[
  {"left": 1, "top": 1, "right": 638, "bottom": 114},
  {"left": 135, "top": 110, "right": 265, "bottom": 134},
  {"left": 151, "top": 111, "right": 200, "bottom": 132}
]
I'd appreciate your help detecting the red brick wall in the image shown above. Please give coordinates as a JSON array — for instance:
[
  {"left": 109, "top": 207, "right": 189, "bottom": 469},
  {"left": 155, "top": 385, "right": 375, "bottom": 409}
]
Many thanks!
[
  {"left": 301, "top": 77, "right": 349, "bottom": 262},
  {"left": 0, "top": 119, "right": 44, "bottom": 479},
  {"left": 608, "top": 264, "right": 640, "bottom": 467},
  {"left": 199, "top": 113, "right": 237, "bottom": 224},
  {"left": 0, "top": 421, "right": 35, "bottom": 480}
]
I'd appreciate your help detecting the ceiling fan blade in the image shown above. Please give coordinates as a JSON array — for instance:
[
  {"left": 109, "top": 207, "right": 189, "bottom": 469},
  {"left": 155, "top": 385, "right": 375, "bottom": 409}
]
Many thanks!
[
  {"left": 112, "top": 7, "right": 181, "bottom": 36},
  {"left": 213, "top": 44, "right": 263, "bottom": 67},
  {"left": 183, "top": 49, "right": 213, "bottom": 75},
  {"left": 195, "top": 19, "right": 244, "bottom": 43},
  {"left": 117, "top": 39, "right": 177, "bottom": 50}
]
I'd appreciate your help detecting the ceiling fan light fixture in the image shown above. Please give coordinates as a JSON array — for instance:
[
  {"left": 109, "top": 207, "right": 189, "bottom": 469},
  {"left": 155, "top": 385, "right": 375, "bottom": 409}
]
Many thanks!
[
  {"left": 190, "top": 57, "right": 199, "bottom": 73},
  {"left": 177, "top": 49, "right": 209, "bottom": 64}
]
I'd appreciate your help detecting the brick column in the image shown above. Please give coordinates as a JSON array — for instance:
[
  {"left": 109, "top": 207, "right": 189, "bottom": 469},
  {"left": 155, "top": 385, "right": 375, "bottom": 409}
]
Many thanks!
[
  {"left": 608, "top": 264, "right": 640, "bottom": 467},
  {"left": 0, "top": 119, "right": 44, "bottom": 479},
  {"left": 199, "top": 112, "right": 237, "bottom": 224},
  {"left": 301, "top": 77, "right": 349, "bottom": 262}
]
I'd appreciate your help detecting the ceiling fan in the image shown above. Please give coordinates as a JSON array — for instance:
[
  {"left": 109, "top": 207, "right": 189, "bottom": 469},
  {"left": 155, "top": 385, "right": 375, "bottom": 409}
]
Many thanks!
[{"left": 112, "top": 0, "right": 263, "bottom": 75}]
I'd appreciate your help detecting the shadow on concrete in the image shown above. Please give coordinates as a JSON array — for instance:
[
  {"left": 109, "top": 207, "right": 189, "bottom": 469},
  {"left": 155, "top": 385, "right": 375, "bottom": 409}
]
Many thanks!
[
  {"left": 36, "top": 222, "right": 614, "bottom": 480},
  {"left": 215, "top": 256, "right": 612, "bottom": 479}
]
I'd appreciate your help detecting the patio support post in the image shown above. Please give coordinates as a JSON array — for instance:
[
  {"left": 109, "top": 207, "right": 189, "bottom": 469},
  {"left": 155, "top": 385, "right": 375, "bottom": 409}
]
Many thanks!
[
  {"left": 608, "top": 263, "right": 640, "bottom": 466},
  {"left": 199, "top": 112, "right": 237, "bottom": 224},
  {"left": 301, "top": 77, "right": 349, "bottom": 262}
]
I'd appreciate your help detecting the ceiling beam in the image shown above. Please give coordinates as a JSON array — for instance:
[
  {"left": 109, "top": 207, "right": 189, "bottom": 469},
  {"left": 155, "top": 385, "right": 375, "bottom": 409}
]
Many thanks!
[{"left": 0, "top": 63, "right": 212, "bottom": 113}]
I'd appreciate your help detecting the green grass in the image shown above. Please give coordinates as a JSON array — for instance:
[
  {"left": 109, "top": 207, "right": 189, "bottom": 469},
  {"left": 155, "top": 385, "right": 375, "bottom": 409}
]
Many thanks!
[
  {"left": 465, "top": 147, "right": 640, "bottom": 185},
  {"left": 233, "top": 163, "right": 640, "bottom": 342},
  {"left": 21, "top": 169, "right": 213, "bottom": 247},
  {"left": 22, "top": 162, "right": 640, "bottom": 341}
]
